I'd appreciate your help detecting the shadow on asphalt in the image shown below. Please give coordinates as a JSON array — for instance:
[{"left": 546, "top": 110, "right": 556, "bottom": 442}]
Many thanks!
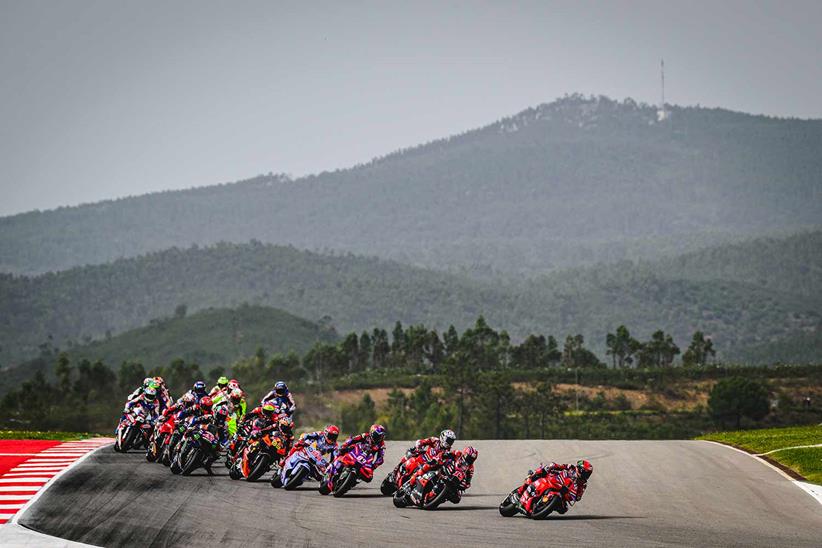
[
  {"left": 340, "top": 493, "right": 387, "bottom": 498},
  {"left": 545, "top": 515, "right": 642, "bottom": 521},
  {"left": 433, "top": 505, "right": 497, "bottom": 511}
]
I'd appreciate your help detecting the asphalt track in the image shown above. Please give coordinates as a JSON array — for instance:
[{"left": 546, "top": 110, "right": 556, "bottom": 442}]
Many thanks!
[{"left": 18, "top": 440, "right": 822, "bottom": 547}]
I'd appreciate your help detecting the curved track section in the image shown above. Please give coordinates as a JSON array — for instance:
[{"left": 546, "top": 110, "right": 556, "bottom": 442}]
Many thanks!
[{"left": 19, "top": 440, "right": 822, "bottom": 547}]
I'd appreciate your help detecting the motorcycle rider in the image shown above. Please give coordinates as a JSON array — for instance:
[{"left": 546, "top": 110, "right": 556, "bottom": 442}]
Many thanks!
[
  {"left": 152, "top": 376, "right": 172, "bottom": 412},
  {"left": 393, "top": 429, "right": 456, "bottom": 489},
  {"left": 209, "top": 376, "right": 230, "bottom": 399},
  {"left": 228, "top": 402, "right": 284, "bottom": 465},
  {"left": 261, "top": 381, "right": 296, "bottom": 416},
  {"left": 515, "top": 460, "right": 593, "bottom": 513},
  {"left": 184, "top": 380, "right": 210, "bottom": 403},
  {"left": 165, "top": 394, "right": 214, "bottom": 458},
  {"left": 126, "top": 377, "right": 156, "bottom": 403},
  {"left": 448, "top": 446, "right": 478, "bottom": 504},
  {"left": 289, "top": 424, "right": 340, "bottom": 460},
  {"left": 320, "top": 424, "right": 386, "bottom": 494},
  {"left": 123, "top": 386, "right": 161, "bottom": 421}
]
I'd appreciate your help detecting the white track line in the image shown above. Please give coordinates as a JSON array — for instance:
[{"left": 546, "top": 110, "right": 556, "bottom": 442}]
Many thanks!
[
  {"left": 11, "top": 441, "right": 112, "bottom": 524},
  {"left": 756, "top": 443, "right": 822, "bottom": 456},
  {"left": 0, "top": 495, "right": 33, "bottom": 501},
  {"left": 700, "top": 440, "right": 822, "bottom": 507},
  {"left": 0, "top": 487, "right": 41, "bottom": 492}
]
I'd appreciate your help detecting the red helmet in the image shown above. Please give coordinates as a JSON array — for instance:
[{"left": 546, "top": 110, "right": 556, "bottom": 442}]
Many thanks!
[
  {"left": 576, "top": 459, "right": 593, "bottom": 481},
  {"left": 461, "top": 446, "right": 478, "bottom": 465},
  {"left": 324, "top": 424, "right": 340, "bottom": 443},
  {"left": 199, "top": 396, "right": 213, "bottom": 410},
  {"left": 229, "top": 388, "right": 243, "bottom": 404},
  {"left": 215, "top": 405, "right": 229, "bottom": 418}
]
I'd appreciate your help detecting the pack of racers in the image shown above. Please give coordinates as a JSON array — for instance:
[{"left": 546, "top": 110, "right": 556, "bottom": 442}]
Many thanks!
[{"left": 117, "top": 376, "right": 592, "bottom": 515}]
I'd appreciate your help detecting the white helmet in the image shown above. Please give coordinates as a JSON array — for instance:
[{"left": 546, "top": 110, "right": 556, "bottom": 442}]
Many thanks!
[{"left": 439, "top": 429, "right": 456, "bottom": 449}]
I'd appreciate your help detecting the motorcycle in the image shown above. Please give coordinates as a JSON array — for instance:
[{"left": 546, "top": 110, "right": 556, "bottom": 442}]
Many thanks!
[
  {"left": 228, "top": 424, "right": 288, "bottom": 482},
  {"left": 380, "top": 446, "right": 433, "bottom": 496},
  {"left": 393, "top": 458, "right": 467, "bottom": 510},
  {"left": 498, "top": 471, "right": 580, "bottom": 519},
  {"left": 271, "top": 442, "right": 329, "bottom": 490},
  {"left": 319, "top": 444, "right": 376, "bottom": 497},
  {"left": 146, "top": 415, "right": 175, "bottom": 463},
  {"left": 113, "top": 405, "right": 154, "bottom": 452},
  {"left": 169, "top": 424, "right": 220, "bottom": 476}
]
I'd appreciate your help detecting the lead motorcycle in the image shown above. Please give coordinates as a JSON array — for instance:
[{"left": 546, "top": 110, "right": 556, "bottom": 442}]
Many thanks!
[
  {"left": 271, "top": 441, "right": 329, "bottom": 490},
  {"left": 319, "top": 443, "right": 379, "bottom": 497},
  {"left": 392, "top": 457, "right": 467, "bottom": 510},
  {"left": 498, "top": 471, "right": 580, "bottom": 519},
  {"left": 169, "top": 423, "right": 220, "bottom": 476}
]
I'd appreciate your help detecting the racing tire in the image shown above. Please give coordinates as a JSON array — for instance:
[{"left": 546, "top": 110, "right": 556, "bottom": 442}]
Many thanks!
[
  {"left": 181, "top": 448, "right": 202, "bottom": 476},
  {"left": 531, "top": 495, "right": 562, "bottom": 520},
  {"left": 246, "top": 453, "right": 272, "bottom": 482},
  {"left": 498, "top": 491, "right": 518, "bottom": 517},
  {"left": 283, "top": 467, "right": 307, "bottom": 491},
  {"left": 229, "top": 465, "right": 241, "bottom": 480},
  {"left": 421, "top": 484, "right": 449, "bottom": 511},
  {"left": 393, "top": 492, "right": 409, "bottom": 508},
  {"left": 380, "top": 476, "right": 397, "bottom": 496},
  {"left": 332, "top": 469, "right": 358, "bottom": 497},
  {"left": 270, "top": 474, "right": 283, "bottom": 488}
]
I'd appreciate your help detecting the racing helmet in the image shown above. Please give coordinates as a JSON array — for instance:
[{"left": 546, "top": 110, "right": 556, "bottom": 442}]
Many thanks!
[
  {"left": 439, "top": 429, "right": 456, "bottom": 449},
  {"left": 274, "top": 381, "right": 288, "bottom": 396},
  {"left": 142, "top": 377, "right": 153, "bottom": 386},
  {"left": 369, "top": 424, "right": 386, "bottom": 444},
  {"left": 144, "top": 387, "right": 157, "bottom": 401},
  {"left": 261, "top": 402, "right": 277, "bottom": 416},
  {"left": 461, "top": 446, "right": 478, "bottom": 465},
  {"left": 193, "top": 381, "right": 207, "bottom": 394},
  {"left": 576, "top": 460, "right": 593, "bottom": 481},
  {"left": 153, "top": 376, "right": 165, "bottom": 386},
  {"left": 217, "top": 376, "right": 229, "bottom": 388},
  {"left": 278, "top": 416, "right": 294, "bottom": 435},
  {"left": 229, "top": 388, "right": 243, "bottom": 404},
  {"left": 199, "top": 396, "right": 213, "bottom": 411},
  {"left": 324, "top": 424, "right": 340, "bottom": 444}
]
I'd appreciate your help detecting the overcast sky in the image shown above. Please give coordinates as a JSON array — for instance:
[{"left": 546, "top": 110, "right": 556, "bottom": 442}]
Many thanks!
[{"left": 1, "top": 0, "right": 821, "bottom": 216}]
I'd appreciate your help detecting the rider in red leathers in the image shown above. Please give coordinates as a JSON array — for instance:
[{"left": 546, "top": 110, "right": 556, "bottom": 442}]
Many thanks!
[
  {"left": 396, "top": 429, "right": 456, "bottom": 492},
  {"left": 515, "top": 460, "right": 593, "bottom": 513},
  {"left": 447, "top": 446, "right": 478, "bottom": 504}
]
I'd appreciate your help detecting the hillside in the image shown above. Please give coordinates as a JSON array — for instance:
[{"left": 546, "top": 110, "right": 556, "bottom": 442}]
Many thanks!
[
  {"left": 0, "top": 305, "right": 337, "bottom": 395},
  {"left": 53, "top": 305, "right": 335, "bottom": 368},
  {"left": 1, "top": 95, "right": 820, "bottom": 276},
  {"left": 1, "top": 237, "right": 819, "bottom": 366}
]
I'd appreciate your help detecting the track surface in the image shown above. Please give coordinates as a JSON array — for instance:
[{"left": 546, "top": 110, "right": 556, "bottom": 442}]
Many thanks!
[{"left": 20, "top": 440, "right": 822, "bottom": 547}]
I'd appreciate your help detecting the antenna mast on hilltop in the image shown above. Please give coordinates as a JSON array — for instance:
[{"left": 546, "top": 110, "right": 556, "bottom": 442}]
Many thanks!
[{"left": 657, "top": 58, "right": 669, "bottom": 121}]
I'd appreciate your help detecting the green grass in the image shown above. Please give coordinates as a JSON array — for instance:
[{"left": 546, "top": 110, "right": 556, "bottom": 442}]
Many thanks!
[
  {"left": 0, "top": 430, "right": 100, "bottom": 441},
  {"left": 699, "top": 425, "right": 822, "bottom": 484}
]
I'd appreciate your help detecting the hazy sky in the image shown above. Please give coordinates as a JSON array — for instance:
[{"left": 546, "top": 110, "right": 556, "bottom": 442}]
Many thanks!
[{"left": 2, "top": 0, "right": 821, "bottom": 216}]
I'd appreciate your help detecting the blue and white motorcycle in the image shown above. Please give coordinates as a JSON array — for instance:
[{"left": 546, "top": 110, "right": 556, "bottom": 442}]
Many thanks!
[{"left": 271, "top": 441, "right": 329, "bottom": 490}]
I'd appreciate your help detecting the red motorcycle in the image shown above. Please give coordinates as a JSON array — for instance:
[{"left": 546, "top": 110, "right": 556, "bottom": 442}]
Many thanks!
[
  {"left": 381, "top": 446, "right": 437, "bottom": 496},
  {"left": 392, "top": 457, "right": 468, "bottom": 510},
  {"left": 319, "top": 444, "right": 376, "bottom": 497},
  {"left": 146, "top": 415, "right": 175, "bottom": 463},
  {"left": 499, "top": 471, "right": 580, "bottom": 519}
]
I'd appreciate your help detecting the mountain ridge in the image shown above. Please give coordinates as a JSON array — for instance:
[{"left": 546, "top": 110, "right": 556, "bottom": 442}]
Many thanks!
[{"left": 2, "top": 94, "right": 820, "bottom": 276}]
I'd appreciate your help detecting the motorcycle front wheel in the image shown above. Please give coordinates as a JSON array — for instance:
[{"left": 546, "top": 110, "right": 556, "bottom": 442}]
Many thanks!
[
  {"left": 246, "top": 453, "right": 272, "bottom": 482},
  {"left": 421, "top": 483, "right": 449, "bottom": 511},
  {"left": 332, "top": 469, "right": 358, "bottom": 497},
  {"left": 531, "top": 495, "right": 562, "bottom": 520},
  {"left": 498, "top": 491, "right": 518, "bottom": 517},
  {"left": 284, "top": 466, "right": 307, "bottom": 491}
]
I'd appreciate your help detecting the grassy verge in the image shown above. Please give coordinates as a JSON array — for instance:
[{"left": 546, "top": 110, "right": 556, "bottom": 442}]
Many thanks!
[
  {"left": 0, "top": 430, "right": 100, "bottom": 441},
  {"left": 698, "top": 425, "right": 822, "bottom": 484}
]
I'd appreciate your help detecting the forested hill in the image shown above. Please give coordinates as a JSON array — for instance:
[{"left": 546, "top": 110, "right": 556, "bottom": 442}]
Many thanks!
[
  {"left": 0, "top": 305, "right": 337, "bottom": 395},
  {"left": 2, "top": 237, "right": 820, "bottom": 366},
  {"left": 2, "top": 95, "right": 821, "bottom": 276}
]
